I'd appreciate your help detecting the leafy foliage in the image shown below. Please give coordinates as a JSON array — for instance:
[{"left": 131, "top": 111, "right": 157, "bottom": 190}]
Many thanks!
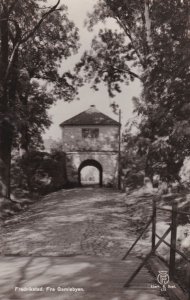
[
  {"left": 0, "top": 0, "right": 80, "bottom": 197},
  {"left": 78, "top": 0, "right": 190, "bottom": 182},
  {"left": 75, "top": 29, "right": 140, "bottom": 97},
  {"left": 12, "top": 150, "right": 67, "bottom": 196},
  {"left": 14, "top": 2, "right": 80, "bottom": 150}
]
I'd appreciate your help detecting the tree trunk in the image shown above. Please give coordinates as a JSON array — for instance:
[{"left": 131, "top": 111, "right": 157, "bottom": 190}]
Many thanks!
[
  {"left": 19, "top": 91, "right": 35, "bottom": 197},
  {"left": 144, "top": 0, "right": 152, "bottom": 48},
  {"left": 0, "top": 121, "right": 13, "bottom": 199},
  {"left": 0, "top": 4, "right": 20, "bottom": 199},
  {"left": 0, "top": 8, "right": 8, "bottom": 111},
  {"left": 20, "top": 139, "right": 34, "bottom": 197},
  {"left": 0, "top": 8, "right": 12, "bottom": 199}
]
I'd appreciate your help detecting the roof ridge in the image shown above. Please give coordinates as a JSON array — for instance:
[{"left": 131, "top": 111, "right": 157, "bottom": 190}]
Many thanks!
[
  {"left": 60, "top": 108, "right": 89, "bottom": 126},
  {"left": 59, "top": 106, "right": 120, "bottom": 127},
  {"left": 95, "top": 110, "right": 118, "bottom": 122}
]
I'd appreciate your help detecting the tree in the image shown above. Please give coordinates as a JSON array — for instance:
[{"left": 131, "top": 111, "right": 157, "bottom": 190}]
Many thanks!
[
  {"left": 0, "top": 0, "right": 79, "bottom": 198},
  {"left": 121, "top": 123, "right": 147, "bottom": 188},
  {"left": 76, "top": 0, "right": 190, "bottom": 182},
  {"left": 13, "top": 150, "right": 67, "bottom": 196},
  {"left": 15, "top": 4, "right": 80, "bottom": 153}
]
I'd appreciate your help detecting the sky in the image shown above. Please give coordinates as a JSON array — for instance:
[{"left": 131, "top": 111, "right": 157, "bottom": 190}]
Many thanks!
[{"left": 43, "top": 0, "right": 142, "bottom": 140}]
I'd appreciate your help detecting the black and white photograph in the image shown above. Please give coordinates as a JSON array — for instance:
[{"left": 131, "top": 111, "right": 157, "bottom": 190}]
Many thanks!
[{"left": 0, "top": 0, "right": 190, "bottom": 299}]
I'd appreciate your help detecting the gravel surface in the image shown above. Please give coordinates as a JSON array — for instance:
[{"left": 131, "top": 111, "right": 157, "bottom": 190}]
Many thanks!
[
  {"left": 0, "top": 188, "right": 170, "bottom": 300},
  {"left": 2, "top": 187, "right": 140, "bottom": 258}
]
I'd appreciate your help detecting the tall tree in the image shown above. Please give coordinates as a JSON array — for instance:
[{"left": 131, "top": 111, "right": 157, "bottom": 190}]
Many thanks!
[
  {"left": 16, "top": 4, "right": 80, "bottom": 154},
  {"left": 0, "top": 0, "right": 79, "bottom": 198},
  {"left": 76, "top": 0, "right": 190, "bottom": 181}
]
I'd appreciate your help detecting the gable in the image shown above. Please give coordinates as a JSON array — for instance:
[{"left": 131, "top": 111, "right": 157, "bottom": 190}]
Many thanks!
[{"left": 60, "top": 105, "right": 120, "bottom": 127}]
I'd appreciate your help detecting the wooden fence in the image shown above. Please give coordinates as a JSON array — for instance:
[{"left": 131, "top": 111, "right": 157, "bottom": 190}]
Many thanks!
[{"left": 123, "top": 196, "right": 190, "bottom": 299}]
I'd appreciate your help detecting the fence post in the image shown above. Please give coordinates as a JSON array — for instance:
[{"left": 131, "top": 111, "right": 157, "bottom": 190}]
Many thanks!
[
  {"left": 152, "top": 198, "right": 156, "bottom": 252},
  {"left": 187, "top": 262, "right": 190, "bottom": 300},
  {"left": 169, "top": 200, "right": 178, "bottom": 280}
]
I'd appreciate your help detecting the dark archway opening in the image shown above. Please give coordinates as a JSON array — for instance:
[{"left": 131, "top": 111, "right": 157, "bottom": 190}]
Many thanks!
[{"left": 78, "top": 159, "right": 103, "bottom": 187}]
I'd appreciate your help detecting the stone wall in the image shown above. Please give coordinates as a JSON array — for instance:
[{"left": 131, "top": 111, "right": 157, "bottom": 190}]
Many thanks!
[
  {"left": 61, "top": 125, "right": 119, "bottom": 152},
  {"left": 66, "top": 152, "right": 119, "bottom": 187},
  {"left": 61, "top": 125, "right": 119, "bottom": 187}
]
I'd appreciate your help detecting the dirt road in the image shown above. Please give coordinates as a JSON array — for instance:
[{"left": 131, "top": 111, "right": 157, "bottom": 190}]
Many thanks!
[
  {"left": 0, "top": 188, "right": 169, "bottom": 300},
  {"left": 2, "top": 187, "right": 137, "bottom": 257}
]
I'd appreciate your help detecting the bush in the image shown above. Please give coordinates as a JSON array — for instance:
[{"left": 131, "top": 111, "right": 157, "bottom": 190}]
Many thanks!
[{"left": 11, "top": 150, "right": 68, "bottom": 196}]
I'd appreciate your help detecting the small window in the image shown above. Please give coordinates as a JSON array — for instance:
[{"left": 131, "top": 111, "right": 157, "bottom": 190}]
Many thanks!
[{"left": 82, "top": 128, "right": 99, "bottom": 138}]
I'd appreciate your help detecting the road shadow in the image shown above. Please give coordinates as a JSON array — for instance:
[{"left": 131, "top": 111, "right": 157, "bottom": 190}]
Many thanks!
[{"left": 0, "top": 255, "right": 166, "bottom": 300}]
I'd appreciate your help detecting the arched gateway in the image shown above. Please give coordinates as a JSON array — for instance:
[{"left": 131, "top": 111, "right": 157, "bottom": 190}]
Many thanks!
[
  {"left": 78, "top": 159, "right": 103, "bottom": 187},
  {"left": 59, "top": 105, "right": 120, "bottom": 187}
]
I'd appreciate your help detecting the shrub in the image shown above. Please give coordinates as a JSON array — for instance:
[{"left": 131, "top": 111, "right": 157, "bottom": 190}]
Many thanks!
[{"left": 11, "top": 150, "right": 68, "bottom": 196}]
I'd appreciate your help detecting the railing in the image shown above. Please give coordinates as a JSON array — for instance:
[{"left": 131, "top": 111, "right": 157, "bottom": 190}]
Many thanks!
[{"left": 122, "top": 196, "right": 190, "bottom": 299}]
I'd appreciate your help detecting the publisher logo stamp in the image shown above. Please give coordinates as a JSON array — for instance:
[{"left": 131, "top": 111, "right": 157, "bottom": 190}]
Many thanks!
[
  {"left": 157, "top": 271, "right": 169, "bottom": 291},
  {"left": 150, "top": 270, "right": 176, "bottom": 292}
]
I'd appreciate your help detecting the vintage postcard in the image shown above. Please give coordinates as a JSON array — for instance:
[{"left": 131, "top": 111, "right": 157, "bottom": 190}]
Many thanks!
[{"left": 0, "top": 1, "right": 190, "bottom": 299}]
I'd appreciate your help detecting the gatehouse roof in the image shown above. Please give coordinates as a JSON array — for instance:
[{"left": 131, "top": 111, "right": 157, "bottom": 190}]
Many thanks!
[{"left": 60, "top": 105, "right": 120, "bottom": 127}]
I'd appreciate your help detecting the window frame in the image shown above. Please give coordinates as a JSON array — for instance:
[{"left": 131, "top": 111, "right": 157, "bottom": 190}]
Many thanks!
[{"left": 82, "top": 128, "right": 99, "bottom": 139}]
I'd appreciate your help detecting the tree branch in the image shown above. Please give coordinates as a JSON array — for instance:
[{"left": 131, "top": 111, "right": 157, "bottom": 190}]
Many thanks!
[
  {"left": 113, "top": 66, "right": 142, "bottom": 81},
  {"left": 21, "top": 0, "right": 61, "bottom": 43},
  {"left": 9, "top": 18, "right": 21, "bottom": 43},
  {"left": 144, "top": 0, "right": 152, "bottom": 48},
  {"left": 4, "top": 0, "right": 60, "bottom": 81},
  {"left": 99, "top": 66, "right": 141, "bottom": 81},
  {"left": 114, "top": 16, "right": 145, "bottom": 68},
  {"left": 5, "top": 19, "right": 21, "bottom": 80},
  {"left": 7, "top": 0, "right": 19, "bottom": 15},
  {"left": 5, "top": 41, "right": 20, "bottom": 81}
]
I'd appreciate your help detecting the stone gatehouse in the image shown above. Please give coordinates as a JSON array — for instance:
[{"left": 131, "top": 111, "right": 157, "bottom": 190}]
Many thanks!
[{"left": 60, "top": 105, "right": 120, "bottom": 187}]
